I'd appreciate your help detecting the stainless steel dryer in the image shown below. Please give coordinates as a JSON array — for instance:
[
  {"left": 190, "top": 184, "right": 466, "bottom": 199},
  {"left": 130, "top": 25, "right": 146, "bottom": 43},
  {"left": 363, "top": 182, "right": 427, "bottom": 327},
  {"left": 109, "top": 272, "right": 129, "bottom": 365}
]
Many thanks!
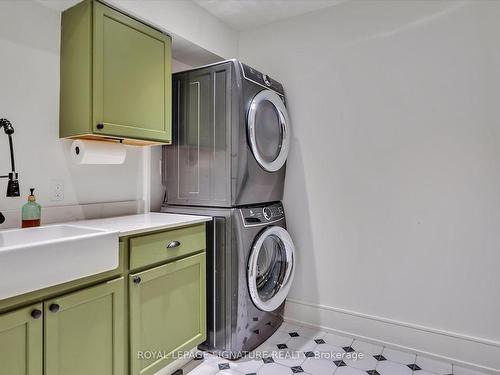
[
  {"left": 163, "top": 59, "right": 291, "bottom": 207},
  {"left": 162, "top": 202, "right": 296, "bottom": 357}
]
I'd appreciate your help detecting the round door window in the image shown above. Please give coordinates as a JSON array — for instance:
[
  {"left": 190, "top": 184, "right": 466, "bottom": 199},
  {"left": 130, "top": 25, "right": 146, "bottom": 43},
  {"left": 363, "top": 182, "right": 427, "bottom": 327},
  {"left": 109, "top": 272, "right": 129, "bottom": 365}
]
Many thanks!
[
  {"left": 247, "top": 90, "right": 291, "bottom": 172},
  {"left": 248, "top": 226, "right": 295, "bottom": 311}
]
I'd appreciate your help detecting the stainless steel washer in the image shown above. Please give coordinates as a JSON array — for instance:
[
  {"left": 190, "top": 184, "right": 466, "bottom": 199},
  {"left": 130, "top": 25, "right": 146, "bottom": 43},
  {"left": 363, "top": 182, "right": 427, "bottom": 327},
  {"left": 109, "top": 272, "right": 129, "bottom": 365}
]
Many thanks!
[
  {"left": 163, "top": 59, "right": 291, "bottom": 207},
  {"left": 162, "top": 202, "right": 296, "bottom": 357}
]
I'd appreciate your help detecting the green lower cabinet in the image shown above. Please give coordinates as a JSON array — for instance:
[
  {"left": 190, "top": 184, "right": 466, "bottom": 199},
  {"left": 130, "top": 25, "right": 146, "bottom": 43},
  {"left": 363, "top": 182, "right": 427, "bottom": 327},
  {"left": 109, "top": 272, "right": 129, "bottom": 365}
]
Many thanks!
[
  {"left": 0, "top": 303, "right": 43, "bottom": 375},
  {"left": 44, "top": 278, "right": 125, "bottom": 375},
  {"left": 129, "top": 252, "right": 206, "bottom": 375}
]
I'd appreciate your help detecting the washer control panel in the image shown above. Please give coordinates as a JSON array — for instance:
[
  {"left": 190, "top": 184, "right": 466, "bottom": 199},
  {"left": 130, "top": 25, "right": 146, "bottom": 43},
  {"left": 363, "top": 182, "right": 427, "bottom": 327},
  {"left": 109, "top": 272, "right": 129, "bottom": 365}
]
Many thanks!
[
  {"left": 241, "top": 63, "right": 284, "bottom": 95},
  {"left": 241, "top": 202, "right": 284, "bottom": 226}
]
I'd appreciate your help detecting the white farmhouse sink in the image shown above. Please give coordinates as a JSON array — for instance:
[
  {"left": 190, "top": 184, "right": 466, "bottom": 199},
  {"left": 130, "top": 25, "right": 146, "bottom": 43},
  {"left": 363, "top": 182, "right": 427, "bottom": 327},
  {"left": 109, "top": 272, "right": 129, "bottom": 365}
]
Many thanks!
[{"left": 0, "top": 224, "right": 119, "bottom": 300}]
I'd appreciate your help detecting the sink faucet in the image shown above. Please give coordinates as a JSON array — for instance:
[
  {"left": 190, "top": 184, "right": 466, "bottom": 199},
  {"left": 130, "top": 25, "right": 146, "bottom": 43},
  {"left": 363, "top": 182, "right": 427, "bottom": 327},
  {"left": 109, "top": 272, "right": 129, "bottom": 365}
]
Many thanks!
[{"left": 0, "top": 118, "right": 20, "bottom": 225}]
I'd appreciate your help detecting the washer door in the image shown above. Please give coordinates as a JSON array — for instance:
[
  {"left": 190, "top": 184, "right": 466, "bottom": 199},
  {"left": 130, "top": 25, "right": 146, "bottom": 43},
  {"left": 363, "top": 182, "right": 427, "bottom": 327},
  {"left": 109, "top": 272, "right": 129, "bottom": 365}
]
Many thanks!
[
  {"left": 248, "top": 226, "right": 295, "bottom": 312},
  {"left": 247, "top": 90, "right": 291, "bottom": 172}
]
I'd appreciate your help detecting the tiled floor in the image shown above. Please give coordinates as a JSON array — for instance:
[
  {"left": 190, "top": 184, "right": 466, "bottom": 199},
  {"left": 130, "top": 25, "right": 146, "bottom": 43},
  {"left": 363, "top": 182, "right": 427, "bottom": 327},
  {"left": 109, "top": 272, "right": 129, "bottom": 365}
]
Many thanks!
[{"left": 177, "top": 322, "right": 489, "bottom": 375}]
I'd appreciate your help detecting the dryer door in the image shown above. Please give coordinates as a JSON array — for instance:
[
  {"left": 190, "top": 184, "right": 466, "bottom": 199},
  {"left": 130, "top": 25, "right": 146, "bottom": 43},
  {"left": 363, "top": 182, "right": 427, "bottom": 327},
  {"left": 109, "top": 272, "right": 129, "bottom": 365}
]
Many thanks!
[
  {"left": 248, "top": 226, "right": 295, "bottom": 312},
  {"left": 247, "top": 90, "right": 291, "bottom": 172}
]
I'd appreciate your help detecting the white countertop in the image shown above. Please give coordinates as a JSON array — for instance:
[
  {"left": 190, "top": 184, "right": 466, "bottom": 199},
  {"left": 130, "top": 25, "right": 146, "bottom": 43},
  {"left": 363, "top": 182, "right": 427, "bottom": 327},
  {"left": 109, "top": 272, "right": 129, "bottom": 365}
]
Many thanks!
[{"left": 70, "top": 212, "right": 211, "bottom": 237}]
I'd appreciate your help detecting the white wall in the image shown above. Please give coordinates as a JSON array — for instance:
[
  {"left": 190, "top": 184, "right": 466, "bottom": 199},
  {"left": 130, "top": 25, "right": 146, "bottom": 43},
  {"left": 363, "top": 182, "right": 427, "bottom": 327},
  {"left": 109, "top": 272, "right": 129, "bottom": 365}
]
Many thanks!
[
  {"left": 0, "top": 0, "right": 230, "bottom": 222},
  {"left": 239, "top": 0, "right": 500, "bottom": 371},
  {"left": 172, "top": 59, "right": 195, "bottom": 73},
  {"left": 107, "top": 0, "right": 238, "bottom": 60},
  {"left": 0, "top": 1, "right": 144, "bottom": 218}
]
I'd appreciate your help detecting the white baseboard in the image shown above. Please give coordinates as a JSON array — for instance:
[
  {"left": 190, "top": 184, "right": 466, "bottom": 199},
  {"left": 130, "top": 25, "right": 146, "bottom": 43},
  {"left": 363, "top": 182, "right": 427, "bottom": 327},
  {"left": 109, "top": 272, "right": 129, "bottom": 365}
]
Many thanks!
[{"left": 284, "top": 298, "right": 500, "bottom": 374}]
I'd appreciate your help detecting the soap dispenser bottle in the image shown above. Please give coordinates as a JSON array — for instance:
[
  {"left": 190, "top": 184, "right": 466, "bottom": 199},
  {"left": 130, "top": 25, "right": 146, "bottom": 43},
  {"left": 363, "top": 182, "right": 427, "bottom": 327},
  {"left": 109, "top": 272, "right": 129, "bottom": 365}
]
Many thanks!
[{"left": 22, "top": 188, "right": 41, "bottom": 228}]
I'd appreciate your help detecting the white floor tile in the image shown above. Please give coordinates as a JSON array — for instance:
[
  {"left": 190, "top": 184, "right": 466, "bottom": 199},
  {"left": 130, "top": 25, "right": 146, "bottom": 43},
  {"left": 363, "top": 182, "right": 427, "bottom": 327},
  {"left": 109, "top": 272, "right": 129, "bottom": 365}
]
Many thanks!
[
  {"left": 286, "top": 336, "right": 317, "bottom": 352},
  {"left": 298, "top": 326, "right": 326, "bottom": 339},
  {"left": 272, "top": 349, "right": 306, "bottom": 367},
  {"left": 267, "top": 329, "right": 293, "bottom": 344},
  {"left": 313, "top": 343, "right": 345, "bottom": 361},
  {"left": 301, "top": 357, "right": 336, "bottom": 375},
  {"left": 416, "top": 356, "right": 452, "bottom": 374},
  {"left": 344, "top": 353, "right": 378, "bottom": 371},
  {"left": 376, "top": 360, "right": 413, "bottom": 375},
  {"left": 279, "top": 322, "right": 302, "bottom": 333},
  {"left": 334, "top": 366, "right": 367, "bottom": 375},
  {"left": 453, "top": 365, "right": 490, "bottom": 375},
  {"left": 382, "top": 347, "right": 416, "bottom": 365},
  {"left": 216, "top": 370, "right": 242, "bottom": 375},
  {"left": 186, "top": 363, "right": 220, "bottom": 375},
  {"left": 257, "top": 362, "right": 293, "bottom": 375},
  {"left": 322, "top": 332, "right": 354, "bottom": 348},
  {"left": 234, "top": 356, "right": 264, "bottom": 374},
  {"left": 184, "top": 325, "right": 466, "bottom": 375},
  {"left": 253, "top": 342, "right": 278, "bottom": 358},
  {"left": 351, "top": 340, "right": 383, "bottom": 355}
]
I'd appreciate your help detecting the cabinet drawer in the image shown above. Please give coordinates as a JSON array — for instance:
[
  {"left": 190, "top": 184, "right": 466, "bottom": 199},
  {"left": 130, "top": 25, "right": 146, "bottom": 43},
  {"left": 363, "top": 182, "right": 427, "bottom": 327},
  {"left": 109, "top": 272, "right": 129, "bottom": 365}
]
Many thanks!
[{"left": 129, "top": 224, "right": 205, "bottom": 270}]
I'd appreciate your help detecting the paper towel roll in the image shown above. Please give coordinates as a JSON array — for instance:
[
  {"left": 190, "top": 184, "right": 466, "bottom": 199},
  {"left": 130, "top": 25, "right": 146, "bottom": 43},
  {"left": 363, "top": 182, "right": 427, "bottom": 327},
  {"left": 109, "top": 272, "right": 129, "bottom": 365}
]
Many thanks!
[{"left": 71, "top": 140, "right": 126, "bottom": 164}]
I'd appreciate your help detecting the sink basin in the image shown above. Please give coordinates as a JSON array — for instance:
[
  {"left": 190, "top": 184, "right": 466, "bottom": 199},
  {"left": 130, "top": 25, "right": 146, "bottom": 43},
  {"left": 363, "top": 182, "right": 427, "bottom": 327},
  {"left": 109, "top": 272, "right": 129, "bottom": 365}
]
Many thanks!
[{"left": 0, "top": 224, "right": 119, "bottom": 300}]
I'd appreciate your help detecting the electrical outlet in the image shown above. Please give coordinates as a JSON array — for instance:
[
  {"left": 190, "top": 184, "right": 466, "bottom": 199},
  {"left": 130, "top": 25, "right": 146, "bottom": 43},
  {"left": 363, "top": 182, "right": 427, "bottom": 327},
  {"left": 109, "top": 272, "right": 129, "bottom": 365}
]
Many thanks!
[{"left": 50, "top": 179, "right": 64, "bottom": 201}]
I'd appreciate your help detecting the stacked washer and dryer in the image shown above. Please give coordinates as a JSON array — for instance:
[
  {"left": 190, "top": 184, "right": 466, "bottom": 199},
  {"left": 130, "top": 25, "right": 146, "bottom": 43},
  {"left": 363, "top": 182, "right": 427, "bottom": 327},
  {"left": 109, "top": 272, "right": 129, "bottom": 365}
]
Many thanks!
[{"left": 161, "top": 60, "right": 296, "bottom": 357}]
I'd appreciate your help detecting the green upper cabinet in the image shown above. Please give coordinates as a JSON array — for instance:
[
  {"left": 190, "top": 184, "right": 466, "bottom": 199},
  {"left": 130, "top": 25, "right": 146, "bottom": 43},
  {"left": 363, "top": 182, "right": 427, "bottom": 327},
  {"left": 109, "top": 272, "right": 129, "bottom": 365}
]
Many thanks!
[
  {"left": 44, "top": 278, "right": 125, "bottom": 375},
  {"left": 0, "top": 304, "right": 43, "bottom": 375},
  {"left": 60, "top": 0, "right": 172, "bottom": 145},
  {"left": 129, "top": 253, "right": 206, "bottom": 375}
]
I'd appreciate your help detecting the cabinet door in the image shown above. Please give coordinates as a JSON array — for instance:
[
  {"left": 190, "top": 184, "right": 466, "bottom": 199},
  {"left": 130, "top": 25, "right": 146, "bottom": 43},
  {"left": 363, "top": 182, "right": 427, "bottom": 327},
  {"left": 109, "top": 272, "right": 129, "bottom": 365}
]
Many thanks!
[
  {"left": 92, "top": 1, "right": 172, "bottom": 143},
  {"left": 0, "top": 304, "right": 43, "bottom": 375},
  {"left": 129, "top": 253, "right": 206, "bottom": 375},
  {"left": 44, "top": 278, "right": 124, "bottom": 375}
]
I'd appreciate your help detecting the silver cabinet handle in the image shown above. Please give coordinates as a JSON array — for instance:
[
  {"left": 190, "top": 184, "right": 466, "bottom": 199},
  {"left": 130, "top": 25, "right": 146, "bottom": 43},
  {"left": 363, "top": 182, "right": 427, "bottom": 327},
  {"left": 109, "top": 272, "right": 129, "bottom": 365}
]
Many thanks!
[{"left": 166, "top": 241, "right": 181, "bottom": 249}]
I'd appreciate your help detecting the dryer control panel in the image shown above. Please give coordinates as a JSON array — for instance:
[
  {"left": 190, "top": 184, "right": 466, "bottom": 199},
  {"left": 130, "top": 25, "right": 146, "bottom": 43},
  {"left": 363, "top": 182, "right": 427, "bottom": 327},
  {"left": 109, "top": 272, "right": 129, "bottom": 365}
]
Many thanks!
[
  {"left": 240, "top": 63, "right": 285, "bottom": 96},
  {"left": 241, "top": 202, "right": 285, "bottom": 226}
]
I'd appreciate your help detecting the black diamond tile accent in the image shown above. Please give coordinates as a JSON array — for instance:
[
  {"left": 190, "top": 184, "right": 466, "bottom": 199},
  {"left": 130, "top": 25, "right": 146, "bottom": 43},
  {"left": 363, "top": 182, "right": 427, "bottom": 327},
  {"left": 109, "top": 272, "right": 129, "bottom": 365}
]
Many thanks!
[
  {"left": 262, "top": 357, "right": 274, "bottom": 364},
  {"left": 277, "top": 344, "right": 288, "bottom": 349},
  {"left": 253, "top": 317, "right": 259, "bottom": 321},
  {"left": 304, "top": 351, "right": 315, "bottom": 358},
  {"left": 407, "top": 364, "right": 421, "bottom": 371},
  {"left": 373, "top": 355, "right": 387, "bottom": 361},
  {"left": 218, "top": 363, "right": 230, "bottom": 370},
  {"left": 253, "top": 329, "right": 260, "bottom": 334},
  {"left": 343, "top": 346, "right": 355, "bottom": 353},
  {"left": 366, "top": 371, "right": 380, "bottom": 375},
  {"left": 334, "top": 360, "right": 347, "bottom": 367},
  {"left": 314, "top": 339, "right": 326, "bottom": 344},
  {"left": 291, "top": 366, "right": 304, "bottom": 373},
  {"left": 289, "top": 332, "right": 300, "bottom": 337}
]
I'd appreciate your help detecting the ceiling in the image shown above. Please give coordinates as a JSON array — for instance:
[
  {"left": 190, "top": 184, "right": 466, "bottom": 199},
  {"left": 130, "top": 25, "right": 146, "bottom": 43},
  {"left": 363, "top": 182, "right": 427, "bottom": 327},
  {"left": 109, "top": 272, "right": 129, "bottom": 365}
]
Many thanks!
[
  {"left": 37, "top": 0, "right": 345, "bottom": 33},
  {"left": 35, "top": 0, "right": 79, "bottom": 11},
  {"left": 192, "top": 0, "right": 345, "bottom": 31}
]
